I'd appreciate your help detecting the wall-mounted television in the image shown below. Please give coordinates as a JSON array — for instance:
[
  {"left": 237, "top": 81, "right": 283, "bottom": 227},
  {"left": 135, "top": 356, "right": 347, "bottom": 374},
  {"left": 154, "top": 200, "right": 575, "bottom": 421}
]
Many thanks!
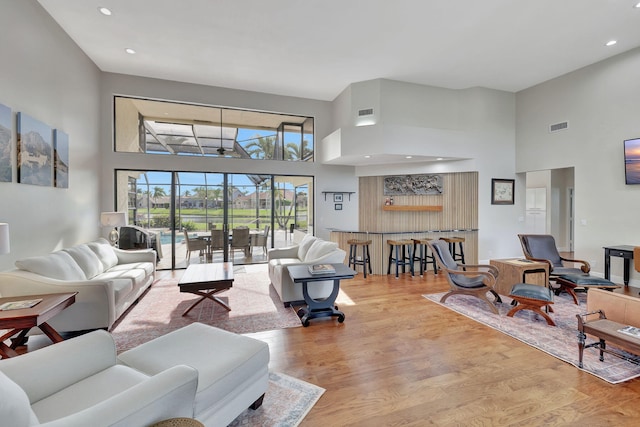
[{"left": 624, "top": 137, "right": 640, "bottom": 184}]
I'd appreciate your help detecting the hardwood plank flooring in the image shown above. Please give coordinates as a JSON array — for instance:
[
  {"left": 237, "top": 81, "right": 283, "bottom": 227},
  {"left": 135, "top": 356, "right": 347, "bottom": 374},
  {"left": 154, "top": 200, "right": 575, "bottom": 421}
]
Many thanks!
[{"left": 239, "top": 270, "right": 640, "bottom": 426}]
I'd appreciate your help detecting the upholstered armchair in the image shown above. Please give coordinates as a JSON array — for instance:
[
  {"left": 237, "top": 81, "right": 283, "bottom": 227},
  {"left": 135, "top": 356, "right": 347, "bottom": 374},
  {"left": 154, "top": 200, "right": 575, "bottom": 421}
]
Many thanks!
[
  {"left": 428, "top": 239, "right": 502, "bottom": 314},
  {"left": 518, "top": 234, "right": 590, "bottom": 278}
]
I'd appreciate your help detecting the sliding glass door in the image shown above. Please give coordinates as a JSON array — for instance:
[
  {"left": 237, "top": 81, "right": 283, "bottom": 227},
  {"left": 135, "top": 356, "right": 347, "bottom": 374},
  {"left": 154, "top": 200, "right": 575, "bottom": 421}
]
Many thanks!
[{"left": 117, "top": 170, "right": 313, "bottom": 270}]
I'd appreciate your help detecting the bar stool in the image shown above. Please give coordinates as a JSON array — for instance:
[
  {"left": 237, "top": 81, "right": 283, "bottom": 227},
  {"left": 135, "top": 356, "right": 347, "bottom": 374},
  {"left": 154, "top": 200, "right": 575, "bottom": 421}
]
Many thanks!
[
  {"left": 387, "top": 239, "right": 414, "bottom": 278},
  {"left": 347, "top": 239, "right": 372, "bottom": 278},
  {"left": 442, "top": 237, "right": 466, "bottom": 264},
  {"left": 412, "top": 238, "right": 438, "bottom": 276}
]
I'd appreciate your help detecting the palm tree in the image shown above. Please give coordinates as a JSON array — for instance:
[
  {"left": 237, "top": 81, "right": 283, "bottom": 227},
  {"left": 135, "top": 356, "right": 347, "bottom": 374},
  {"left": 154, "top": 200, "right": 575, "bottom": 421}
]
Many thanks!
[
  {"left": 272, "top": 184, "right": 295, "bottom": 230},
  {"left": 152, "top": 186, "right": 166, "bottom": 208},
  {"left": 286, "top": 140, "right": 313, "bottom": 160},
  {"left": 211, "top": 188, "right": 223, "bottom": 208},
  {"left": 244, "top": 135, "right": 275, "bottom": 159}
]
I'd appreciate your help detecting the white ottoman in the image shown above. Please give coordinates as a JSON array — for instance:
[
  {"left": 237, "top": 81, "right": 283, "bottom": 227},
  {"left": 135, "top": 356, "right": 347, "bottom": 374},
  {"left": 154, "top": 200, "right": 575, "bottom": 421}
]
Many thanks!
[{"left": 118, "top": 323, "right": 270, "bottom": 427}]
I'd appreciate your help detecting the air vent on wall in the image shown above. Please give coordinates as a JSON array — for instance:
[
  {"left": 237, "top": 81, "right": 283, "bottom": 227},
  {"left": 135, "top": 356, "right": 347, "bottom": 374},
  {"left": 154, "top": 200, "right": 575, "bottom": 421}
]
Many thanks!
[
  {"left": 358, "top": 108, "right": 374, "bottom": 117},
  {"left": 549, "top": 121, "right": 569, "bottom": 133}
]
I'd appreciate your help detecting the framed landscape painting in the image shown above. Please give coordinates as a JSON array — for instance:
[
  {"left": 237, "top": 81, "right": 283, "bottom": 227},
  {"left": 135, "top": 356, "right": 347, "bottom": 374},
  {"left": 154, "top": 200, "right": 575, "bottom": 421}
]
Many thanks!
[
  {"left": 17, "top": 112, "right": 52, "bottom": 186},
  {"left": 54, "top": 129, "right": 69, "bottom": 188},
  {"left": 0, "top": 103, "right": 11, "bottom": 182}
]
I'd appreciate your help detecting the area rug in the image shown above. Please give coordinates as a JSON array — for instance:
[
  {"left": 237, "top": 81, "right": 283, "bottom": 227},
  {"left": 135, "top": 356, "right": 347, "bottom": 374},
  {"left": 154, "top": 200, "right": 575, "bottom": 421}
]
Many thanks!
[
  {"left": 112, "top": 264, "right": 301, "bottom": 352},
  {"left": 423, "top": 291, "right": 640, "bottom": 384},
  {"left": 229, "top": 372, "right": 325, "bottom": 427}
]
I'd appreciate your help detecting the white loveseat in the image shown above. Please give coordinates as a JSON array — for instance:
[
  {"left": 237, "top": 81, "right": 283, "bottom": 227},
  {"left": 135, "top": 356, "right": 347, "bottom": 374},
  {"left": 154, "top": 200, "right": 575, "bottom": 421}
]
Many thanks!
[
  {"left": 268, "top": 234, "right": 346, "bottom": 305},
  {"left": 0, "top": 238, "right": 155, "bottom": 332}
]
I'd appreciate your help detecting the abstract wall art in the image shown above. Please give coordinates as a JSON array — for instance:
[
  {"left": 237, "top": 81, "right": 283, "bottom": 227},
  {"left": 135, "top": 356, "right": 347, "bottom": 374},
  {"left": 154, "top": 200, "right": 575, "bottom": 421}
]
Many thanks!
[{"left": 383, "top": 174, "right": 443, "bottom": 195}]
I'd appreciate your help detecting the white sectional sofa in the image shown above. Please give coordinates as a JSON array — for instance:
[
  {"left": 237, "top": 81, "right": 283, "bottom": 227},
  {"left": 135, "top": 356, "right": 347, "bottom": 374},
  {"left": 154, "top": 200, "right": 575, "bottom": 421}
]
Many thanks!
[
  {"left": 0, "top": 323, "right": 269, "bottom": 427},
  {"left": 0, "top": 329, "right": 198, "bottom": 427},
  {"left": 0, "top": 238, "right": 156, "bottom": 332},
  {"left": 268, "top": 234, "right": 346, "bottom": 305}
]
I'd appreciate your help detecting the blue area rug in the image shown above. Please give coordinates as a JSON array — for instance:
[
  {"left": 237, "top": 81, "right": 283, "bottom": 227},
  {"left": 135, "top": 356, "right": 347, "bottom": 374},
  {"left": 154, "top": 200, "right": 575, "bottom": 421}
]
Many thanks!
[{"left": 424, "top": 291, "right": 640, "bottom": 384}]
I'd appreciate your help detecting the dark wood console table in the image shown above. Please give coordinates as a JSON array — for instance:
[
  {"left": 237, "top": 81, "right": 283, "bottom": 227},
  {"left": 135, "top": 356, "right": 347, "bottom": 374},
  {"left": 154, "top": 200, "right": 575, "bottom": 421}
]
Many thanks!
[
  {"left": 287, "top": 263, "right": 356, "bottom": 326},
  {"left": 0, "top": 292, "right": 77, "bottom": 358},
  {"left": 603, "top": 245, "right": 634, "bottom": 286}
]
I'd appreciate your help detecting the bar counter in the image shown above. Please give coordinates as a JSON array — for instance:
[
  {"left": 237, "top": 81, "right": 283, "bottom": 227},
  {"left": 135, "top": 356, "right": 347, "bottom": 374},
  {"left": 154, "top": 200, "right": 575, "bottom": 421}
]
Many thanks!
[{"left": 329, "top": 229, "right": 478, "bottom": 276}]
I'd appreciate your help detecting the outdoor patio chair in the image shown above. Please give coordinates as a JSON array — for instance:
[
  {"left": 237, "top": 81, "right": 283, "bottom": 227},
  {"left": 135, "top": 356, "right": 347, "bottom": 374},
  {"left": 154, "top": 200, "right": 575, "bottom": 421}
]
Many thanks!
[
  {"left": 230, "top": 227, "right": 251, "bottom": 259},
  {"left": 210, "top": 229, "right": 226, "bottom": 255},
  {"left": 183, "top": 230, "right": 208, "bottom": 264},
  {"left": 251, "top": 225, "right": 270, "bottom": 255},
  {"left": 427, "top": 239, "right": 502, "bottom": 314}
]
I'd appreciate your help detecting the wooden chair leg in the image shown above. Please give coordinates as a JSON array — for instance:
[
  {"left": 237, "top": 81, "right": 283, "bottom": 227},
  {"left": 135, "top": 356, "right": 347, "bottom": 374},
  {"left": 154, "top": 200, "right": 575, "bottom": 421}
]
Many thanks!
[{"left": 507, "top": 303, "right": 556, "bottom": 326}]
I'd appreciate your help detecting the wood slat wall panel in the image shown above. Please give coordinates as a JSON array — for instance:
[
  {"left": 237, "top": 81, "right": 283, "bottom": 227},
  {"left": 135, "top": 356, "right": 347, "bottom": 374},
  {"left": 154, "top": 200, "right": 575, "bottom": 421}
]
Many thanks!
[{"left": 359, "top": 172, "right": 478, "bottom": 233}]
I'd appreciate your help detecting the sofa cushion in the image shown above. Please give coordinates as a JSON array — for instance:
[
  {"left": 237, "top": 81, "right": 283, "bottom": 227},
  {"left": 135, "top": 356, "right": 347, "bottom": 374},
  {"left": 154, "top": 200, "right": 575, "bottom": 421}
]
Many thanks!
[
  {"left": 15, "top": 251, "right": 86, "bottom": 281},
  {"left": 304, "top": 239, "right": 339, "bottom": 262},
  {"left": 64, "top": 244, "right": 104, "bottom": 279},
  {"left": 297, "top": 234, "right": 317, "bottom": 261},
  {"left": 86, "top": 239, "right": 119, "bottom": 270},
  {"left": 0, "top": 371, "right": 37, "bottom": 427},
  {"left": 108, "top": 262, "right": 155, "bottom": 278},
  {"left": 30, "top": 365, "right": 148, "bottom": 423}
]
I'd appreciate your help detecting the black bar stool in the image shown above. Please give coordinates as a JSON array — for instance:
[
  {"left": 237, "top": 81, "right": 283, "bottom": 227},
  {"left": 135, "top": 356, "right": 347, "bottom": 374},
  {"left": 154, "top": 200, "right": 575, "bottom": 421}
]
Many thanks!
[
  {"left": 387, "top": 239, "right": 414, "bottom": 278},
  {"left": 347, "top": 239, "right": 372, "bottom": 278},
  {"left": 442, "top": 237, "right": 466, "bottom": 264},
  {"left": 412, "top": 238, "right": 438, "bottom": 276}
]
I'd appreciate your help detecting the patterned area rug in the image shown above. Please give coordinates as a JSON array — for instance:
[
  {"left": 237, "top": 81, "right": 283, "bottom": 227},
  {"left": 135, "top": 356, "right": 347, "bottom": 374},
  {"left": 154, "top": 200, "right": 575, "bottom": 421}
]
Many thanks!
[
  {"left": 112, "top": 264, "right": 301, "bottom": 352},
  {"left": 423, "top": 291, "right": 640, "bottom": 384},
  {"left": 229, "top": 372, "right": 325, "bottom": 427}
]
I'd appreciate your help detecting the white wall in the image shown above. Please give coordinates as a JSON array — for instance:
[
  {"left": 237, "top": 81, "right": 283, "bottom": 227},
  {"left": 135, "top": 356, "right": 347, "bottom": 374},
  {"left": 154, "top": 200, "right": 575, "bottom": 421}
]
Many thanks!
[
  {"left": 336, "top": 80, "right": 524, "bottom": 261},
  {"left": 99, "top": 73, "right": 359, "bottom": 241},
  {"left": 0, "top": 1, "right": 101, "bottom": 271},
  {"left": 517, "top": 46, "right": 640, "bottom": 283}
]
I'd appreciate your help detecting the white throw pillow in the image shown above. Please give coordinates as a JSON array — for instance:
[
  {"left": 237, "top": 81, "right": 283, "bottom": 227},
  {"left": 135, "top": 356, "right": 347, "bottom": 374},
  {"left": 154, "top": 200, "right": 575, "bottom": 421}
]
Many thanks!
[
  {"left": 86, "top": 238, "right": 119, "bottom": 270},
  {"left": 297, "top": 234, "right": 317, "bottom": 260},
  {"left": 0, "top": 371, "right": 36, "bottom": 427},
  {"left": 304, "top": 239, "right": 338, "bottom": 262},
  {"left": 15, "top": 251, "right": 86, "bottom": 281},
  {"left": 64, "top": 244, "right": 104, "bottom": 279}
]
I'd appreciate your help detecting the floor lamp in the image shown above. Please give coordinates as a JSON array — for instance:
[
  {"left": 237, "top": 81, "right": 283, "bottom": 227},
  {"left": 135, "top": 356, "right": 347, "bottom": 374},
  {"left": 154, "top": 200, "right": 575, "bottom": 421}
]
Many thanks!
[{"left": 100, "top": 212, "right": 127, "bottom": 246}]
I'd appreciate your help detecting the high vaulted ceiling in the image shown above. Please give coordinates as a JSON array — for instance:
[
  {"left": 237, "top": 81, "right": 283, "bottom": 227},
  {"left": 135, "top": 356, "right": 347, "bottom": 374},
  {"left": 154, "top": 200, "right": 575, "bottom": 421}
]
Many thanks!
[{"left": 38, "top": 0, "right": 640, "bottom": 101}]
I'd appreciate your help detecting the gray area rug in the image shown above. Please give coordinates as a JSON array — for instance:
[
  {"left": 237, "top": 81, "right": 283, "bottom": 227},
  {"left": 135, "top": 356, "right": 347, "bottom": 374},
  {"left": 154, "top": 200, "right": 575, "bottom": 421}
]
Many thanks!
[
  {"left": 229, "top": 371, "right": 325, "bottom": 427},
  {"left": 424, "top": 291, "right": 640, "bottom": 384}
]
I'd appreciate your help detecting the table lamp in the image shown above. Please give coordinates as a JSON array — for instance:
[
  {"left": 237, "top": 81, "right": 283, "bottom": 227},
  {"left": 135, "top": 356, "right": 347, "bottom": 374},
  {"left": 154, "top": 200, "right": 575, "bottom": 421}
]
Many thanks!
[
  {"left": 100, "top": 212, "right": 127, "bottom": 246},
  {"left": 0, "top": 223, "right": 9, "bottom": 255}
]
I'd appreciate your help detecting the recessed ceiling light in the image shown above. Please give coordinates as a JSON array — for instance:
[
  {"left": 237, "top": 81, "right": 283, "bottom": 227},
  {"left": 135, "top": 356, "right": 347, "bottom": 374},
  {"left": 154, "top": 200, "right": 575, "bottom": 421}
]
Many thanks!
[
  {"left": 635, "top": 2, "right": 640, "bottom": 8},
  {"left": 125, "top": 48, "right": 136, "bottom": 54},
  {"left": 98, "top": 7, "right": 112, "bottom": 16},
  {"left": 405, "top": 156, "right": 413, "bottom": 159},
  {"left": 364, "top": 155, "right": 371, "bottom": 158},
  {"left": 437, "top": 157, "right": 444, "bottom": 161},
  {"left": 605, "top": 40, "right": 617, "bottom": 47}
]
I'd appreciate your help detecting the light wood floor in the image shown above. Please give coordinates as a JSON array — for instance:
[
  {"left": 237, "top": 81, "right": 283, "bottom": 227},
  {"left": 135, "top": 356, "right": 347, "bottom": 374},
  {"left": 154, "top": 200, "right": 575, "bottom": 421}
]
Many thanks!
[{"left": 237, "top": 270, "right": 640, "bottom": 426}]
